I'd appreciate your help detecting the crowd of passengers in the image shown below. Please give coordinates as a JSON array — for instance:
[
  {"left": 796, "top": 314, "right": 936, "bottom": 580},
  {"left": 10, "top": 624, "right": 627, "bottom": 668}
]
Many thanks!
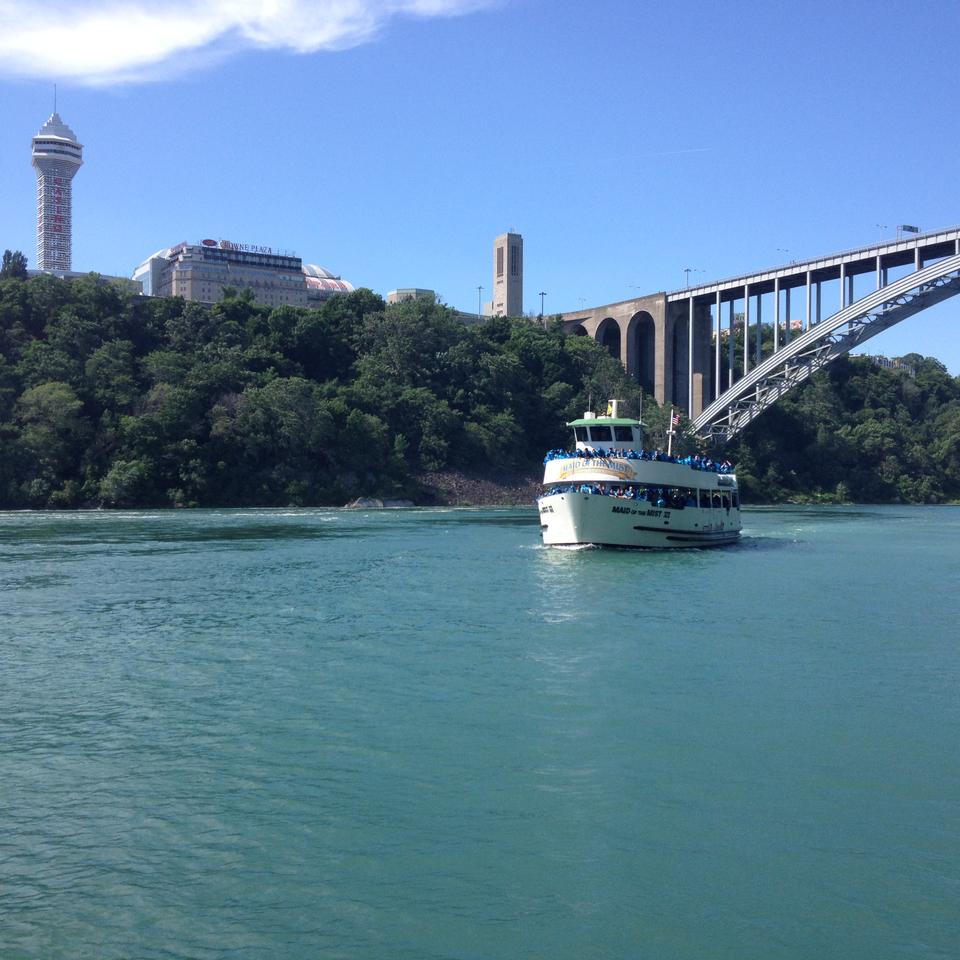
[
  {"left": 545, "top": 484, "right": 734, "bottom": 510},
  {"left": 543, "top": 447, "right": 733, "bottom": 472}
]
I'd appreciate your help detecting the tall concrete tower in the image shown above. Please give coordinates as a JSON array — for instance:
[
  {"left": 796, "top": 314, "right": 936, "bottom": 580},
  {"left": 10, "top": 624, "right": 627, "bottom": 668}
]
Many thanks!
[
  {"left": 31, "top": 113, "right": 83, "bottom": 273},
  {"left": 492, "top": 231, "right": 523, "bottom": 316}
]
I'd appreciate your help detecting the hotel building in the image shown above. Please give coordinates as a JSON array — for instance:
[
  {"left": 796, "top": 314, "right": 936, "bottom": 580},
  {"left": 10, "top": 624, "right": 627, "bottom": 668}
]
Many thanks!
[{"left": 133, "top": 240, "right": 353, "bottom": 307}]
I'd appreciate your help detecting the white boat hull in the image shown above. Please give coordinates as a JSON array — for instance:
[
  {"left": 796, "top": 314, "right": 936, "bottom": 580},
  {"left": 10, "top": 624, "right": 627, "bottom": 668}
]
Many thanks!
[{"left": 538, "top": 490, "right": 741, "bottom": 549}]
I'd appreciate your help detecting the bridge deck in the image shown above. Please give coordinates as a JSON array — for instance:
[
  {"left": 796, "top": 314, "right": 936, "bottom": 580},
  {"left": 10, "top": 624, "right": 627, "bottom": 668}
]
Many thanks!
[{"left": 667, "top": 226, "right": 960, "bottom": 302}]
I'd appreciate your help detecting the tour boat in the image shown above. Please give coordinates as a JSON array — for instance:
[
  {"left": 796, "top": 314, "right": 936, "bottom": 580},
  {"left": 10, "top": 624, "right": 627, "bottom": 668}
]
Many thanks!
[{"left": 538, "top": 401, "right": 741, "bottom": 548}]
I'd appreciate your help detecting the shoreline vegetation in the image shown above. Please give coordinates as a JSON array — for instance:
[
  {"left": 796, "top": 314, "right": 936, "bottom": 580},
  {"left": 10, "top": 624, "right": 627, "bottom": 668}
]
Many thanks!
[{"left": 2, "top": 259, "right": 960, "bottom": 509}]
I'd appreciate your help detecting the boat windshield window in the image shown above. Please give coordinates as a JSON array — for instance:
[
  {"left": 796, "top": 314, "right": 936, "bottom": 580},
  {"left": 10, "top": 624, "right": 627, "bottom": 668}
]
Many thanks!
[
  {"left": 614, "top": 426, "right": 633, "bottom": 442},
  {"left": 589, "top": 425, "right": 613, "bottom": 442},
  {"left": 574, "top": 426, "right": 588, "bottom": 442}
]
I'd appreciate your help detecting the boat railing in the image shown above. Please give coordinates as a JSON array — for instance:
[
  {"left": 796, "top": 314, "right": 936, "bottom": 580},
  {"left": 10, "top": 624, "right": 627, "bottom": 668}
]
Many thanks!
[
  {"left": 543, "top": 482, "right": 739, "bottom": 510},
  {"left": 543, "top": 448, "right": 734, "bottom": 473}
]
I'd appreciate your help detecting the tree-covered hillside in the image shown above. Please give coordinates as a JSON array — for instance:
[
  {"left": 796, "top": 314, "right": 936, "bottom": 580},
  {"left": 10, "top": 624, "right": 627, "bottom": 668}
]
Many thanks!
[
  {"left": 0, "top": 269, "right": 642, "bottom": 507},
  {"left": 1, "top": 265, "right": 958, "bottom": 507},
  {"left": 728, "top": 352, "right": 960, "bottom": 503}
]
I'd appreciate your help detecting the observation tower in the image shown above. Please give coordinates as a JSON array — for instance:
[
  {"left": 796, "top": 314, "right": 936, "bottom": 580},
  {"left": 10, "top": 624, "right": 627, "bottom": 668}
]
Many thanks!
[{"left": 31, "top": 113, "right": 83, "bottom": 272}]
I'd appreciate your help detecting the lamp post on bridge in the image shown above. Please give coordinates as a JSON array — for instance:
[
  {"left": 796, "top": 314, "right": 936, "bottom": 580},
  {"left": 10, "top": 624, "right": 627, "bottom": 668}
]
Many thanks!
[
  {"left": 539, "top": 291, "right": 547, "bottom": 322},
  {"left": 683, "top": 267, "right": 703, "bottom": 289},
  {"left": 477, "top": 285, "right": 483, "bottom": 322}
]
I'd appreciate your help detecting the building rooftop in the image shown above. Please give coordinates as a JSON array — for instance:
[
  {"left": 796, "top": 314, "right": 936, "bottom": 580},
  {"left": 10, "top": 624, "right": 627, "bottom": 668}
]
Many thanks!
[{"left": 34, "top": 112, "right": 82, "bottom": 145}]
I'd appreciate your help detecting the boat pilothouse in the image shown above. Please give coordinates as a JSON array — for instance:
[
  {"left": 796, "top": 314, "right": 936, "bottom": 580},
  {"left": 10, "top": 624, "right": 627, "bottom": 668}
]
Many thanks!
[{"left": 538, "top": 400, "right": 742, "bottom": 548}]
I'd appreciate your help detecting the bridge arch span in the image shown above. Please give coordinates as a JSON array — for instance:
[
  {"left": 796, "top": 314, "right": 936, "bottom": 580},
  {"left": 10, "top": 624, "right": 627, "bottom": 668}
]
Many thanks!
[
  {"left": 596, "top": 317, "right": 622, "bottom": 360},
  {"left": 627, "top": 311, "right": 656, "bottom": 394},
  {"left": 694, "top": 253, "right": 960, "bottom": 445}
]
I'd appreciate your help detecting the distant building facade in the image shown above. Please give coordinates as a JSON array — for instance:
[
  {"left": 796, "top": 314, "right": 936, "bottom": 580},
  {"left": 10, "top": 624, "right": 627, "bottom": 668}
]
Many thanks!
[
  {"left": 26, "top": 269, "right": 141, "bottom": 293},
  {"left": 31, "top": 113, "right": 83, "bottom": 272},
  {"left": 491, "top": 231, "right": 523, "bottom": 317},
  {"left": 387, "top": 288, "right": 435, "bottom": 304},
  {"left": 302, "top": 263, "right": 355, "bottom": 302},
  {"left": 133, "top": 239, "right": 353, "bottom": 307},
  {"left": 868, "top": 355, "right": 916, "bottom": 376}
]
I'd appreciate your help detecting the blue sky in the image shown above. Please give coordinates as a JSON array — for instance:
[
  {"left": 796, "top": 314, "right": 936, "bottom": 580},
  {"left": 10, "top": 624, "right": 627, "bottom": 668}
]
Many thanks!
[{"left": 2, "top": 0, "right": 959, "bottom": 371}]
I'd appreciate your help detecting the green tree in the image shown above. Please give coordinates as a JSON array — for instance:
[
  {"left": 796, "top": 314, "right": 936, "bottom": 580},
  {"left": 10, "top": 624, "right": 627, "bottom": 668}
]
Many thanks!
[
  {"left": 85, "top": 340, "right": 140, "bottom": 411},
  {"left": 0, "top": 250, "right": 28, "bottom": 280},
  {"left": 15, "top": 381, "right": 90, "bottom": 496},
  {"left": 98, "top": 458, "right": 153, "bottom": 506}
]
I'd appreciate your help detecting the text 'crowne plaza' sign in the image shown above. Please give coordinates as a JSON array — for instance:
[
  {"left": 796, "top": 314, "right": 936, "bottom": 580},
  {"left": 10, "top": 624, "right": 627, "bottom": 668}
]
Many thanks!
[{"left": 201, "top": 239, "right": 275, "bottom": 255}]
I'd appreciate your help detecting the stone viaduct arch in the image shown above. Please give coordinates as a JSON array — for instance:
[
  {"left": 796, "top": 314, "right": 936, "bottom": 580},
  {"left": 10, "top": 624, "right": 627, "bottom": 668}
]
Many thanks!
[
  {"left": 595, "top": 317, "right": 621, "bottom": 361},
  {"left": 558, "top": 292, "right": 712, "bottom": 413},
  {"left": 626, "top": 311, "right": 656, "bottom": 395},
  {"left": 559, "top": 292, "right": 680, "bottom": 406}
]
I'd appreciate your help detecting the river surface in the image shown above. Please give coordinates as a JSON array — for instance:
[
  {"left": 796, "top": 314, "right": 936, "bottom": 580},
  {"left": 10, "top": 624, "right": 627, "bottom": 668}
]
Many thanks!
[{"left": 1, "top": 506, "right": 958, "bottom": 959}]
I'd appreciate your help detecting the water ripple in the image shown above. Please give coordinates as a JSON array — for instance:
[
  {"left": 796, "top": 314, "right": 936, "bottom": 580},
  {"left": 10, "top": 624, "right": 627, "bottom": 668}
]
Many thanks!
[{"left": 1, "top": 506, "right": 958, "bottom": 959}]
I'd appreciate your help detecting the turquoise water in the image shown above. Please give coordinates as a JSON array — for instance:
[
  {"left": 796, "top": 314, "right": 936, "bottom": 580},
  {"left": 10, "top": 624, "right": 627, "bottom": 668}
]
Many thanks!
[{"left": 1, "top": 506, "right": 958, "bottom": 960}]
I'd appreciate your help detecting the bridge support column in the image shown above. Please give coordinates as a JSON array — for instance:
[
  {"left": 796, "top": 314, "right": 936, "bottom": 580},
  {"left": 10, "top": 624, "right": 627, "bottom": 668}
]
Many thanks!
[
  {"left": 714, "top": 291, "right": 721, "bottom": 402},
  {"left": 805, "top": 270, "right": 812, "bottom": 331},
  {"left": 785, "top": 286, "right": 792, "bottom": 345},
  {"left": 774, "top": 278, "right": 780, "bottom": 352},
  {"left": 728, "top": 300, "right": 735, "bottom": 388},
  {"left": 687, "top": 299, "right": 694, "bottom": 415},
  {"left": 743, "top": 284, "right": 750, "bottom": 375},
  {"left": 692, "top": 302, "right": 712, "bottom": 417},
  {"left": 655, "top": 312, "right": 672, "bottom": 409},
  {"left": 755, "top": 291, "right": 762, "bottom": 363},
  {"left": 663, "top": 299, "right": 712, "bottom": 415}
]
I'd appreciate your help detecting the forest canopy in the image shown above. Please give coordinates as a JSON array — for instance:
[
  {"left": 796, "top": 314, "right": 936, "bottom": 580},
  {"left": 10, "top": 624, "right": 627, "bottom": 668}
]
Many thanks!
[
  {"left": 1, "top": 266, "right": 958, "bottom": 507},
  {"left": 0, "top": 271, "right": 643, "bottom": 507}
]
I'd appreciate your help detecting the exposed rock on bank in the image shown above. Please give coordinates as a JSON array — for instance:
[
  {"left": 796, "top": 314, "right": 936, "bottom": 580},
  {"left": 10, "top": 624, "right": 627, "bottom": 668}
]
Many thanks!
[
  {"left": 415, "top": 469, "right": 541, "bottom": 507},
  {"left": 344, "top": 497, "right": 415, "bottom": 509}
]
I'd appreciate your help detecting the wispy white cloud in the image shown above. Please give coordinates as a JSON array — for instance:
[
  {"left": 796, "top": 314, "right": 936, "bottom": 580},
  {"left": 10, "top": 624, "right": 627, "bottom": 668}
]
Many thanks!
[{"left": 0, "top": 0, "right": 497, "bottom": 85}]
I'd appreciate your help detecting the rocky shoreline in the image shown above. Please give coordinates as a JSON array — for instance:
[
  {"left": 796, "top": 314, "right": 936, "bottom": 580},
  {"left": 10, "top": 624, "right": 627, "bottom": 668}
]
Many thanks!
[{"left": 414, "top": 469, "right": 541, "bottom": 507}]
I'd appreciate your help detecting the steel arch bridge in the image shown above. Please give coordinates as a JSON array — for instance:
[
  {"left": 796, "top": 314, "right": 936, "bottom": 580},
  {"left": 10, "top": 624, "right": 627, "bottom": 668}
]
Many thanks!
[
  {"left": 692, "top": 253, "right": 960, "bottom": 444},
  {"left": 559, "top": 227, "right": 960, "bottom": 438}
]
